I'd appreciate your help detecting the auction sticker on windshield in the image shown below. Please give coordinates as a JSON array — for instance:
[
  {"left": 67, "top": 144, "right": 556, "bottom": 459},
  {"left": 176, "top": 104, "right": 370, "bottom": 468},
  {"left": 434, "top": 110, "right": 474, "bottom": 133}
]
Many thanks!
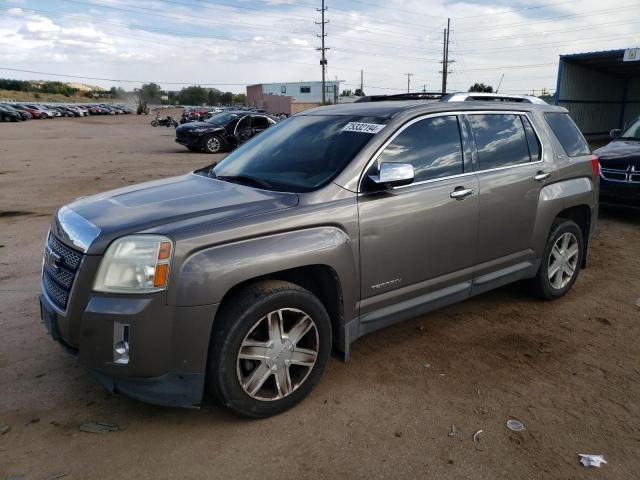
[{"left": 342, "top": 122, "right": 386, "bottom": 134}]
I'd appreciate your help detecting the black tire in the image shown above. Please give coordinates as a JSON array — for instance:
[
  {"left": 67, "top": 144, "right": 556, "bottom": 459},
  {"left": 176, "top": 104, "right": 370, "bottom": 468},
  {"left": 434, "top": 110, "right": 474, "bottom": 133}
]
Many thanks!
[
  {"left": 150, "top": 120, "right": 158, "bottom": 127},
  {"left": 208, "top": 280, "right": 332, "bottom": 418},
  {"left": 531, "top": 219, "right": 584, "bottom": 300},
  {"left": 203, "top": 134, "right": 223, "bottom": 154}
]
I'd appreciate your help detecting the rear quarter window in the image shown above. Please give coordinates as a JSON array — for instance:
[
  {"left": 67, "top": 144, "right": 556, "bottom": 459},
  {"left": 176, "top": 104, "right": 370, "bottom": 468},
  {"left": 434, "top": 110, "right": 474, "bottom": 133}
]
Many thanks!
[{"left": 544, "top": 112, "right": 590, "bottom": 157}]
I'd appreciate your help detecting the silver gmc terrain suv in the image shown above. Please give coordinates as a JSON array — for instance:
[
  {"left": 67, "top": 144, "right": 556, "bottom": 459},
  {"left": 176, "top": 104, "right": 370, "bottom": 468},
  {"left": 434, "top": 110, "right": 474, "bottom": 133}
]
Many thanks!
[{"left": 40, "top": 95, "right": 599, "bottom": 417}]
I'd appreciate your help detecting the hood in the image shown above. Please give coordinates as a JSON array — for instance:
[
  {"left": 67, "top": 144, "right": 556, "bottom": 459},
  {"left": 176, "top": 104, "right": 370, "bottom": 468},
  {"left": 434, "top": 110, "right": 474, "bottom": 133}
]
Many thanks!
[
  {"left": 56, "top": 173, "right": 298, "bottom": 254},
  {"left": 595, "top": 139, "right": 640, "bottom": 164},
  {"left": 177, "top": 121, "right": 223, "bottom": 132}
]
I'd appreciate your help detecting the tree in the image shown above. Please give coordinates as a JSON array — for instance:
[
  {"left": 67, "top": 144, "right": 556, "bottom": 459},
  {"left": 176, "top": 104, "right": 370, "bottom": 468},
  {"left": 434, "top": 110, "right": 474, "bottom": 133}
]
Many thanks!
[
  {"left": 232, "top": 93, "right": 246, "bottom": 105},
  {"left": 341, "top": 89, "right": 353, "bottom": 97},
  {"left": 468, "top": 83, "right": 493, "bottom": 93},
  {"left": 354, "top": 88, "right": 365, "bottom": 96},
  {"left": 177, "top": 85, "right": 208, "bottom": 105},
  {"left": 136, "top": 82, "right": 163, "bottom": 103},
  {"left": 109, "top": 86, "right": 126, "bottom": 98},
  {"left": 208, "top": 89, "right": 222, "bottom": 105},
  {"left": 221, "top": 91, "right": 233, "bottom": 105}
]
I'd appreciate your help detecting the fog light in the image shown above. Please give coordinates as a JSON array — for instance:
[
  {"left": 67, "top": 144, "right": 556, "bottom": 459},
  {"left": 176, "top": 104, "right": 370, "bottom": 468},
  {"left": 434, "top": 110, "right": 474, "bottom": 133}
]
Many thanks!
[
  {"left": 113, "top": 323, "right": 130, "bottom": 365},
  {"left": 115, "top": 341, "right": 129, "bottom": 355}
]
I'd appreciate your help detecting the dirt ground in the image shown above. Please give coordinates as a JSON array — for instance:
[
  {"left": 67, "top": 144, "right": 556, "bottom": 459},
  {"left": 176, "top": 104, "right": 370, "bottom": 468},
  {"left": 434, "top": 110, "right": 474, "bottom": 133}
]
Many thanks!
[{"left": 1, "top": 111, "right": 639, "bottom": 480}]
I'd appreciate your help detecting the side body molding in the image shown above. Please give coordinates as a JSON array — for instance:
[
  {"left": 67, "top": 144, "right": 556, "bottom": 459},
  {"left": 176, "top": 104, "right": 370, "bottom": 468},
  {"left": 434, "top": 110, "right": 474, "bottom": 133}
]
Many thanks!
[{"left": 172, "top": 227, "right": 358, "bottom": 320}]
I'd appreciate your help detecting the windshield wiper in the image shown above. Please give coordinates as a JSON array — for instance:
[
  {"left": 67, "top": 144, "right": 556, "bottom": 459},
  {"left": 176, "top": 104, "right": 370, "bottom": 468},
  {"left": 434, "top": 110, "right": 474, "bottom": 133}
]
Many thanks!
[
  {"left": 618, "top": 136, "right": 640, "bottom": 141},
  {"left": 217, "top": 174, "right": 273, "bottom": 190}
]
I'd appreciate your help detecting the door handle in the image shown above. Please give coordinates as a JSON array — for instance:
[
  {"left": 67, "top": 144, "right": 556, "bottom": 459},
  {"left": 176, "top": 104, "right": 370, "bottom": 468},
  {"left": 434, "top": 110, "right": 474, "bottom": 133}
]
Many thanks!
[
  {"left": 450, "top": 187, "right": 474, "bottom": 200},
  {"left": 534, "top": 171, "right": 551, "bottom": 182}
]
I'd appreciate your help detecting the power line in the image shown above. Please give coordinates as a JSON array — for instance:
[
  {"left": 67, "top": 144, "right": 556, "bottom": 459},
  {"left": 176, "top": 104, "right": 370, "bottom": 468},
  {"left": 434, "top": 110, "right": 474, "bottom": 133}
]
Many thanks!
[
  {"left": 0, "top": 67, "right": 248, "bottom": 85},
  {"left": 455, "top": 0, "right": 577, "bottom": 20},
  {"left": 455, "top": 3, "right": 640, "bottom": 32},
  {"left": 0, "top": 4, "right": 442, "bottom": 63}
]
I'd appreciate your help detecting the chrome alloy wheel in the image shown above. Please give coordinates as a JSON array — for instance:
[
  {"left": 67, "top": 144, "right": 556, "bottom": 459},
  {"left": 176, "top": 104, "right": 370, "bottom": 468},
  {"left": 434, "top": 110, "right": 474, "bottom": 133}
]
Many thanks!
[
  {"left": 547, "top": 232, "right": 579, "bottom": 289},
  {"left": 237, "top": 308, "right": 319, "bottom": 401},
  {"left": 206, "top": 136, "right": 221, "bottom": 152}
]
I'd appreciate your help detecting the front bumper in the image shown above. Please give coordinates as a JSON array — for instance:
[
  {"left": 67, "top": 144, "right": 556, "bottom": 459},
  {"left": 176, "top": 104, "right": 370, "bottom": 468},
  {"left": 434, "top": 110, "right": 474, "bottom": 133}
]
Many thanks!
[
  {"left": 600, "top": 178, "right": 640, "bottom": 208},
  {"left": 40, "top": 288, "right": 219, "bottom": 408},
  {"left": 175, "top": 137, "right": 202, "bottom": 148}
]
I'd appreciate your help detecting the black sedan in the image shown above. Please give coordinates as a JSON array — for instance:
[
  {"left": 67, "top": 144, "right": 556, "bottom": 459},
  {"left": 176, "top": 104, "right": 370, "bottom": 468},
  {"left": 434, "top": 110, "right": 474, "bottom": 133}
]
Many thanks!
[
  {"left": 175, "top": 111, "right": 277, "bottom": 153},
  {"left": 595, "top": 117, "right": 640, "bottom": 208},
  {"left": 0, "top": 105, "right": 22, "bottom": 122}
]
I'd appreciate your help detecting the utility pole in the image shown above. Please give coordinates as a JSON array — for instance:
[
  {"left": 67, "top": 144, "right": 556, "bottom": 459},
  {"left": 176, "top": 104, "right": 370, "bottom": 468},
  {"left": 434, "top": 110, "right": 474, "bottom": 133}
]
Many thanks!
[
  {"left": 440, "top": 18, "right": 453, "bottom": 94},
  {"left": 405, "top": 73, "right": 414, "bottom": 93},
  {"left": 360, "top": 69, "right": 363, "bottom": 94},
  {"left": 316, "top": 0, "right": 329, "bottom": 104}
]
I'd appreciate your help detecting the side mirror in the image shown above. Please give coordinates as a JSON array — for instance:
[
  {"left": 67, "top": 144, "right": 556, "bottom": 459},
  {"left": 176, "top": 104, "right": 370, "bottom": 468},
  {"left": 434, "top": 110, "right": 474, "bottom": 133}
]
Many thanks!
[
  {"left": 369, "top": 162, "right": 415, "bottom": 188},
  {"left": 610, "top": 129, "right": 621, "bottom": 139}
]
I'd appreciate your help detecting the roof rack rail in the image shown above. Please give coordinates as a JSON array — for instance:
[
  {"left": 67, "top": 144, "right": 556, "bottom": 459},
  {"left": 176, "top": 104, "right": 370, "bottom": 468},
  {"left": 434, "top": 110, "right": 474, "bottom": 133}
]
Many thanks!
[
  {"left": 442, "top": 92, "right": 548, "bottom": 104},
  {"left": 354, "top": 92, "right": 445, "bottom": 103},
  {"left": 353, "top": 91, "right": 548, "bottom": 105}
]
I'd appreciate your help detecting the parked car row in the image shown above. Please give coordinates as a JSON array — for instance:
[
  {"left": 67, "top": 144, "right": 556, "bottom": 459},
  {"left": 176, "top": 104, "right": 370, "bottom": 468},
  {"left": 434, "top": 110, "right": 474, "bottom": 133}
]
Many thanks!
[
  {"left": 0, "top": 103, "right": 133, "bottom": 121},
  {"left": 179, "top": 106, "right": 271, "bottom": 124}
]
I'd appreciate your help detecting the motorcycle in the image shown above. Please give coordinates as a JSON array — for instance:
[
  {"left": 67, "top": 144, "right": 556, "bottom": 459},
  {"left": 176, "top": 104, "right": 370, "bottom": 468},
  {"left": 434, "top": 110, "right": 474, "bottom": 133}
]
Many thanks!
[{"left": 151, "top": 114, "right": 178, "bottom": 128}]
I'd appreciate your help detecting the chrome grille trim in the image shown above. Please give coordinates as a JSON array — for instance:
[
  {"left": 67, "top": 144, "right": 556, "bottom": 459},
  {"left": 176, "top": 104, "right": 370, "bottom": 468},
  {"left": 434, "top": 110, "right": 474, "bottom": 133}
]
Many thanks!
[
  {"left": 42, "top": 233, "right": 84, "bottom": 310},
  {"left": 600, "top": 163, "right": 640, "bottom": 184}
]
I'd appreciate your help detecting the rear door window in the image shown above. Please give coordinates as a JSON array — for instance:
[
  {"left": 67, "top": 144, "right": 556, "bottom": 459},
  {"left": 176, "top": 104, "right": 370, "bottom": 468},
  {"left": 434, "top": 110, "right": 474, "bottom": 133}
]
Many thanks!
[
  {"left": 544, "top": 112, "right": 590, "bottom": 157},
  {"left": 521, "top": 115, "right": 541, "bottom": 161},
  {"left": 251, "top": 116, "right": 270, "bottom": 129},
  {"left": 468, "top": 114, "right": 531, "bottom": 170},
  {"left": 376, "top": 115, "right": 464, "bottom": 182}
]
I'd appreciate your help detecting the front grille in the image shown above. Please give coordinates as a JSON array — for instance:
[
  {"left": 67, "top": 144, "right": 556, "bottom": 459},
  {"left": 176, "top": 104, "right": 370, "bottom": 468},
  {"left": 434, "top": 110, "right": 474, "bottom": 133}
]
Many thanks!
[
  {"left": 42, "top": 233, "right": 84, "bottom": 310},
  {"left": 600, "top": 161, "right": 640, "bottom": 184}
]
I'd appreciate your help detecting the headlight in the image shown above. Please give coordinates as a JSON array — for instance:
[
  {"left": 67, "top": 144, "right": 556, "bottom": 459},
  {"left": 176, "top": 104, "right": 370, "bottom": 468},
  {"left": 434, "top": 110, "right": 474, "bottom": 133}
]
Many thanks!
[{"left": 93, "top": 235, "right": 173, "bottom": 293}]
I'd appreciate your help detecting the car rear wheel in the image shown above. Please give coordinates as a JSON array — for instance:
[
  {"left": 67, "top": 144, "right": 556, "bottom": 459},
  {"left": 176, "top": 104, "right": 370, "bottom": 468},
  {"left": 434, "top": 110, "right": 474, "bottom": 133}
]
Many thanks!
[
  {"left": 208, "top": 280, "right": 332, "bottom": 418},
  {"left": 531, "top": 219, "right": 584, "bottom": 300},
  {"left": 203, "top": 135, "right": 222, "bottom": 154}
]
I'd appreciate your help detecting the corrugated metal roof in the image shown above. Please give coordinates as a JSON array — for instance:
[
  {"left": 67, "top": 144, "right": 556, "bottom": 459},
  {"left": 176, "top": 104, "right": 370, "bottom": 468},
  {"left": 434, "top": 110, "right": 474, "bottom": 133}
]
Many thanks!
[{"left": 560, "top": 49, "right": 627, "bottom": 60}]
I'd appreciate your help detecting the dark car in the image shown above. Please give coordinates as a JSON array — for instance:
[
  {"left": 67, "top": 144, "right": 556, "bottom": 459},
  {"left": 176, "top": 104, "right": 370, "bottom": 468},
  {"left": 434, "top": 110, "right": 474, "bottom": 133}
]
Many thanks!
[
  {"left": 595, "top": 117, "right": 640, "bottom": 208},
  {"left": 175, "top": 111, "right": 277, "bottom": 153},
  {"left": 0, "top": 105, "right": 22, "bottom": 122},
  {"left": 0, "top": 104, "right": 31, "bottom": 120}
]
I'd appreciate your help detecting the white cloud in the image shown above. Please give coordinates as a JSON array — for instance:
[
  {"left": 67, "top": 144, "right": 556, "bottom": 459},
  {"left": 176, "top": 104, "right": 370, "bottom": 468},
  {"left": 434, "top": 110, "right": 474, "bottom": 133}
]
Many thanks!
[{"left": 0, "top": 1, "right": 636, "bottom": 95}]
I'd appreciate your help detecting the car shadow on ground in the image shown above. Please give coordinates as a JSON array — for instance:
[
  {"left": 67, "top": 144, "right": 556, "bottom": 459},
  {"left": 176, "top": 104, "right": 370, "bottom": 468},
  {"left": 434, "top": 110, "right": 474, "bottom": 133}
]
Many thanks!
[{"left": 598, "top": 205, "right": 640, "bottom": 225}]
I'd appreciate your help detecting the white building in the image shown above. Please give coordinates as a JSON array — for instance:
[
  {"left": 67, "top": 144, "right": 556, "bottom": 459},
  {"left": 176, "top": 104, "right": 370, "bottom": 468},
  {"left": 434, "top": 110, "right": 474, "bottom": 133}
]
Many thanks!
[{"left": 259, "top": 80, "right": 342, "bottom": 104}]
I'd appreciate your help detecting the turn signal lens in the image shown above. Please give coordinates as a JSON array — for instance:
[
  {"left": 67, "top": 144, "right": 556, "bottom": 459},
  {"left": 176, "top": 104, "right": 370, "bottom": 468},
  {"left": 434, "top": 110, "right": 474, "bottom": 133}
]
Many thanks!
[
  {"left": 591, "top": 154, "right": 600, "bottom": 177},
  {"left": 154, "top": 263, "right": 169, "bottom": 288}
]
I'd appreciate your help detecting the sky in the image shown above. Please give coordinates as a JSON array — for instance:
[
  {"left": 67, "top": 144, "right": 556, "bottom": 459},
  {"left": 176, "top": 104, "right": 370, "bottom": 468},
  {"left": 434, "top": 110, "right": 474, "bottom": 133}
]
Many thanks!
[{"left": 0, "top": 0, "right": 637, "bottom": 95}]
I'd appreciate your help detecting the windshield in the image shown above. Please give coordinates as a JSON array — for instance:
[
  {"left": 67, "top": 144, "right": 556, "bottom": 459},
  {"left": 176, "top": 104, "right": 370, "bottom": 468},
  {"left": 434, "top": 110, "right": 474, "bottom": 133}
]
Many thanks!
[
  {"left": 619, "top": 118, "right": 640, "bottom": 140},
  {"left": 211, "top": 115, "right": 387, "bottom": 192},
  {"left": 206, "top": 112, "right": 239, "bottom": 125}
]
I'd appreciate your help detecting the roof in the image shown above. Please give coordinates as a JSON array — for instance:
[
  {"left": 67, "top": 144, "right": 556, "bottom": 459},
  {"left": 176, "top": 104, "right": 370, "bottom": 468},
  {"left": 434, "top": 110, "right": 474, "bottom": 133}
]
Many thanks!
[
  {"left": 247, "top": 80, "right": 343, "bottom": 88},
  {"left": 297, "top": 100, "right": 564, "bottom": 118},
  {"left": 560, "top": 48, "right": 640, "bottom": 78}
]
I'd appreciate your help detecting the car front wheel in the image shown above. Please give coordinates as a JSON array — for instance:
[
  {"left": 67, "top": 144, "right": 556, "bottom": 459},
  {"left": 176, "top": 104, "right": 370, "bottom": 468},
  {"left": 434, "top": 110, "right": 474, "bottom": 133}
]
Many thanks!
[
  {"left": 208, "top": 281, "right": 332, "bottom": 418},
  {"left": 203, "top": 135, "right": 222, "bottom": 154},
  {"left": 532, "top": 219, "right": 584, "bottom": 300}
]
